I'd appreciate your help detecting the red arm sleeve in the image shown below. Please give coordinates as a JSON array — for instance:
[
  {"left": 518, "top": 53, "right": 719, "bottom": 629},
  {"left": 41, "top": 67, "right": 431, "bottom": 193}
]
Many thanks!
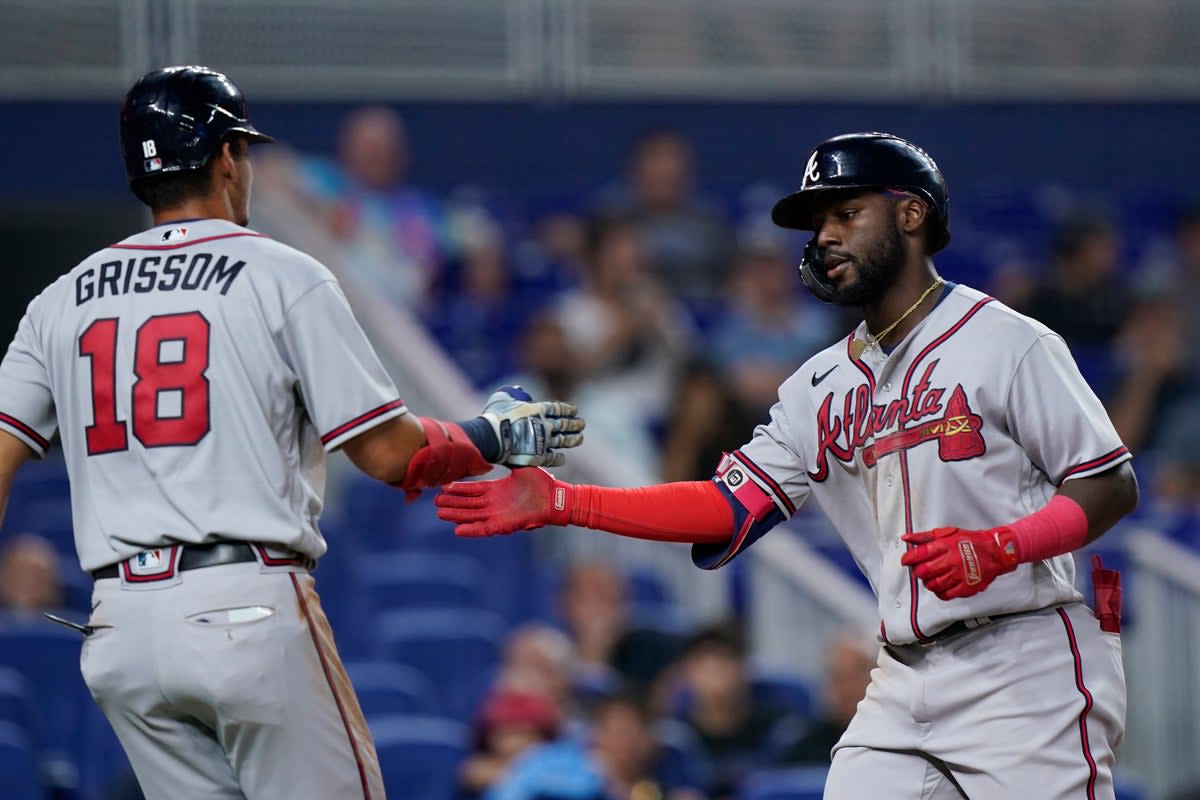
[{"left": 567, "top": 480, "right": 734, "bottom": 543}]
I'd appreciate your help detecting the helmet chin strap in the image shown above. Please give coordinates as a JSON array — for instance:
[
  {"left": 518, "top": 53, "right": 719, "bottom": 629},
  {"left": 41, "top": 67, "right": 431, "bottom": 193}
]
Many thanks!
[{"left": 798, "top": 239, "right": 836, "bottom": 303}]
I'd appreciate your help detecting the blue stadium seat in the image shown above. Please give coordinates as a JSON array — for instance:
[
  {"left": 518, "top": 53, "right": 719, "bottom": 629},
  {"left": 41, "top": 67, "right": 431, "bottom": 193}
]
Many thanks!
[
  {"left": 654, "top": 717, "right": 712, "bottom": 790},
  {"left": 1114, "top": 773, "right": 1146, "bottom": 800},
  {"left": 750, "top": 670, "right": 816, "bottom": 719},
  {"left": 357, "top": 551, "right": 486, "bottom": 614},
  {"left": 60, "top": 566, "right": 94, "bottom": 615},
  {"left": 0, "top": 615, "right": 91, "bottom": 784},
  {"left": 345, "top": 660, "right": 439, "bottom": 717},
  {"left": 78, "top": 701, "right": 132, "bottom": 800},
  {"left": 338, "top": 476, "right": 410, "bottom": 550},
  {"left": 373, "top": 608, "right": 506, "bottom": 720},
  {"left": 368, "top": 714, "right": 469, "bottom": 800},
  {"left": 0, "top": 721, "right": 46, "bottom": 800},
  {"left": 738, "top": 766, "right": 829, "bottom": 800},
  {"left": 628, "top": 566, "right": 674, "bottom": 613},
  {"left": 0, "top": 667, "right": 38, "bottom": 744}
]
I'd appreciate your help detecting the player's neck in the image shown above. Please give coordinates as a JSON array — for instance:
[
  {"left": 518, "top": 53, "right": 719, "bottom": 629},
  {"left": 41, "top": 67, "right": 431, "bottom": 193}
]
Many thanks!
[
  {"left": 153, "top": 195, "right": 239, "bottom": 227},
  {"left": 861, "top": 260, "right": 942, "bottom": 348}
]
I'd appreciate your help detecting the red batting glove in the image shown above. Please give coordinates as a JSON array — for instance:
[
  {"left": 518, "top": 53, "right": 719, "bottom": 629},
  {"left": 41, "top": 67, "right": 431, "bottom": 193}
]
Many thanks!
[
  {"left": 900, "top": 526, "right": 1021, "bottom": 600},
  {"left": 435, "top": 467, "right": 572, "bottom": 537}
]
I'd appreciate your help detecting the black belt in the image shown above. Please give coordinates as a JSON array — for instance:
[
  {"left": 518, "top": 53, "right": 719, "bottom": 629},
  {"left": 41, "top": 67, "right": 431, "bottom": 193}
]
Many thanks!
[
  {"left": 92, "top": 541, "right": 259, "bottom": 581},
  {"left": 920, "top": 608, "right": 1035, "bottom": 645}
]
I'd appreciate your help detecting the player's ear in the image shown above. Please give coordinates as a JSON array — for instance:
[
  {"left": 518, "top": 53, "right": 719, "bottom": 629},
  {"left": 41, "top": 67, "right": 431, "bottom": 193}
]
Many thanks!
[
  {"left": 899, "top": 198, "right": 928, "bottom": 236},
  {"left": 213, "top": 139, "right": 240, "bottom": 181}
]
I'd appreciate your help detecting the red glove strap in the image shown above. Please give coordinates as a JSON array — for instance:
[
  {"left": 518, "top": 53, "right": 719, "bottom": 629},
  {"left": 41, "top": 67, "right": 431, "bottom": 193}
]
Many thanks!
[
  {"left": 393, "top": 417, "right": 491, "bottom": 499},
  {"left": 1005, "top": 494, "right": 1090, "bottom": 563},
  {"left": 567, "top": 481, "right": 733, "bottom": 544}
]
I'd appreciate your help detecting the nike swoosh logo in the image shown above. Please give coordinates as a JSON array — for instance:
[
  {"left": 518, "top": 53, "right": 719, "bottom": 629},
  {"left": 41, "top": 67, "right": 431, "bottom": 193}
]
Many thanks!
[{"left": 811, "top": 365, "right": 838, "bottom": 387}]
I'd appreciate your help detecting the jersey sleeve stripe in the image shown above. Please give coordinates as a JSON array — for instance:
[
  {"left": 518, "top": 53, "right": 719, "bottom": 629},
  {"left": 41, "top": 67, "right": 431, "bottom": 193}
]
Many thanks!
[
  {"left": 731, "top": 449, "right": 796, "bottom": 516},
  {"left": 320, "top": 399, "right": 407, "bottom": 447},
  {"left": 1060, "top": 446, "right": 1131, "bottom": 482},
  {"left": 0, "top": 412, "right": 49, "bottom": 453},
  {"left": 109, "top": 232, "right": 268, "bottom": 251}
]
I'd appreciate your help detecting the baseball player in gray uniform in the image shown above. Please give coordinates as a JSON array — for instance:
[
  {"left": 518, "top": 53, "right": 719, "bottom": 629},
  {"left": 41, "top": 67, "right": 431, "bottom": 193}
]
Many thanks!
[
  {"left": 0, "top": 66, "right": 583, "bottom": 800},
  {"left": 435, "top": 133, "right": 1138, "bottom": 799}
]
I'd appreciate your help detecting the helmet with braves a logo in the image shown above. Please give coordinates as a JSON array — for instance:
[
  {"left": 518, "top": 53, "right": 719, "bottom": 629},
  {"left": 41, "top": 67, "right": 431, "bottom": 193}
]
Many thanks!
[
  {"left": 119, "top": 66, "right": 274, "bottom": 185},
  {"left": 771, "top": 132, "right": 950, "bottom": 302}
]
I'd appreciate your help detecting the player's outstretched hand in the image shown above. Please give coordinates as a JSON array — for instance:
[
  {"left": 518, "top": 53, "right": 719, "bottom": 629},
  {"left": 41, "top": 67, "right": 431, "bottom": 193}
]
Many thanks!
[
  {"left": 480, "top": 385, "right": 585, "bottom": 468},
  {"left": 900, "top": 526, "right": 1020, "bottom": 600},
  {"left": 435, "top": 467, "right": 571, "bottom": 537}
]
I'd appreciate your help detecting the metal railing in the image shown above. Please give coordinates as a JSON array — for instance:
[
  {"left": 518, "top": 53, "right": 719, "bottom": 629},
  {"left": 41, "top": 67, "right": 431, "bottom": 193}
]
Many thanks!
[
  {"left": 1122, "top": 529, "right": 1200, "bottom": 800},
  {"left": 7, "top": 0, "right": 1200, "bottom": 100}
]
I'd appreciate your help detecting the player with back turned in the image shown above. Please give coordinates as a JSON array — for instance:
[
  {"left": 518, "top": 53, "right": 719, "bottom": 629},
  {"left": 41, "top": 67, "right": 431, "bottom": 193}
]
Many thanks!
[
  {"left": 0, "top": 66, "right": 583, "bottom": 800},
  {"left": 437, "top": 132, "right": 1137, "bottom": 799}
]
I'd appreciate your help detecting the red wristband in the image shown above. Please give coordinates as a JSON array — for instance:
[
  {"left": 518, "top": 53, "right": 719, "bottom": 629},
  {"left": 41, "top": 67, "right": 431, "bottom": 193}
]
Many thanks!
[
  {"left": 1005, "top": 494, "right": 1090, "bottom": 563},
  {"left": 392, "top": 417, "right": 491, "bottom": 499}
]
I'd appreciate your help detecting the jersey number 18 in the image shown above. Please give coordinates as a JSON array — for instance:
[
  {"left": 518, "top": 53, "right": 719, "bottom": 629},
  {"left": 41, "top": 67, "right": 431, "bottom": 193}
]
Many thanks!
[{"left": 79, "top": 311, "right": 211, "bottom": 455}]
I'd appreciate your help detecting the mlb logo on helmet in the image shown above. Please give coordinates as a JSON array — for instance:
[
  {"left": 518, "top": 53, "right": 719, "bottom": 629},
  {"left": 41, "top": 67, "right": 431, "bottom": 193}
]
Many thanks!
[{"left": 145, "top": 157, "right": 163, "bottom": 172}]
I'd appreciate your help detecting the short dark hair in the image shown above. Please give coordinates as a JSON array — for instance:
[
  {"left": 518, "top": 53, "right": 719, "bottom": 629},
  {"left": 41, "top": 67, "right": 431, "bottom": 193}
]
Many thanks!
[
  {"left": 680, "top": 621, "right": 747, "bottom": 661},
  {"left": 131, "top": 136, "right": 247, "bottom": 211},
  {"left": 584, "top": 211, "right": 638, "bottom": 260},
  {"left": 1050, "top": 213, "right": 1115, "bottom": 262},
  {"left": 590, "top": 687, "right": 653, "bottom": 725}
]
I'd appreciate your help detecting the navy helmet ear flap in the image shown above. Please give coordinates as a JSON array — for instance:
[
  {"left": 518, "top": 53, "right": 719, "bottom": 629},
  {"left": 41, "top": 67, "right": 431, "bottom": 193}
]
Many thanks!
[{"left": 798, "top": 238, "right": 835, "bottom": 303}]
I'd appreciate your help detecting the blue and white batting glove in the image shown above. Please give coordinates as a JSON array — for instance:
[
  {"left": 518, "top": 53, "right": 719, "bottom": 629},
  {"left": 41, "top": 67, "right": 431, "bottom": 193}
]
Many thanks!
[{"left": 479, "top": 385, "right": 585, "bottom": 468}]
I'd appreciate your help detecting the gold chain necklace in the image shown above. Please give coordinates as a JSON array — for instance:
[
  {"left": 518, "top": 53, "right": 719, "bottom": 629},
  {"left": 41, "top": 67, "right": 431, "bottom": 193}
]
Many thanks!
[{"left": 850, "top": 277, "right": 944, "bottom": 360}]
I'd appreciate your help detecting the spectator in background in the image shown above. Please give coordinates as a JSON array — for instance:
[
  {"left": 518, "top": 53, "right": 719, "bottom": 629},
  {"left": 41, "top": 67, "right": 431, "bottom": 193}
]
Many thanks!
[
  {"left": 661, "top": 361, "right": 763, "bottom": 483},
  {"left": 1024, "top": 214, "right": 1131, "bottom": 349},
  {"left": 552, "top": 215, "right": 695, "bottom": 476},
  {"left": 709, "top": 235, "right": 836, "bottom": 420},
  {"left": 506, "top": 314, "right": 580, "bottom": 408},
  {"left": 1138, "top": 204, "right": 1200, "bottom": 372},
  {"left": 1107, "top": 292, "right": 1200, "bottom": 454},
  {"left": 1133, "top": 393, "right": 1200, "bottom": 548},
  {"left": 775, "top": 632, "right": 876, "bottom": 766},
  {"left": 459, "top": 688, "right": 564, "bottom": 800},
  {"left": 673, "top": 623, "right": 791, "bottom": 800},
  {"left": 427, "top": 209, "right": 524, "bottom": 388},
  {"left": 0, "top": 533, "right": 63, "bottom": 613},
  {"left": 498, "top": 625, "right": 580, "bottom": 721},
  {"left": 559, "top": 562, "right": 632, "bottom": 689},
  {"left": 505, "top": 310, "right": 661, "bottom": 486},
  {"left": 558, "top": 562, "right": 681, "bottom": 706},
  {"left": 595, "top": 128, "right": 734, "bottom": 309},
  {"left": 290, "top": 106, "right": 451, "bottom": 309},
  {"left": 589, "top": 692, "right": 705, "bottom": 800}
]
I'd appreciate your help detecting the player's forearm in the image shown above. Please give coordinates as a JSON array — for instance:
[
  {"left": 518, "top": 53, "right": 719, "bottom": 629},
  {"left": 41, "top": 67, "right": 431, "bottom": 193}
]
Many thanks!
[
  {"left": 1054, "top": 461, "right": 1139, "bottom": 547},
  {"left": 565, "top": 480, "right": 734, "bottom": 544},
  {"left": 0, "top": 429, "right": 34, "bottom": 526},
  {"left": 1004, "top": 463, "right": 1138, "bottom": 562}
]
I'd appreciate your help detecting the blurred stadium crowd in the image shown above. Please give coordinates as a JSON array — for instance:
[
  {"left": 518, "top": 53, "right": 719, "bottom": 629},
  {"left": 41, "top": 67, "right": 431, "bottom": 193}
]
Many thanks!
[{"left": 3, "top": 104, "right": 1200, "bottom": 800}]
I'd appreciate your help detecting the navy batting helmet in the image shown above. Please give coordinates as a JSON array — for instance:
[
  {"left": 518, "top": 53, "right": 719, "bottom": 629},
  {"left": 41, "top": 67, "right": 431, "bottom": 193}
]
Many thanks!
[
  {"left": 119, "top": 66, "right": 274, "bottom": 184},
  {"left": 772, "top": 132, "right": 950, "bottom": 248},
  {"left": 770, "top": 132, "right": 950, "bottom": 302}
]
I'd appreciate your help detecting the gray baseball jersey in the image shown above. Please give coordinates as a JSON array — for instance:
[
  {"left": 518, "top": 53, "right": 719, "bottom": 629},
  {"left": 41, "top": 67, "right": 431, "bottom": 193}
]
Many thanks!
[
  {"left": 0, "top": 218, "right": 407, "bottom": 572},
  {"left": 696, "top": 283, "right": 1130, "bottom": 645}
]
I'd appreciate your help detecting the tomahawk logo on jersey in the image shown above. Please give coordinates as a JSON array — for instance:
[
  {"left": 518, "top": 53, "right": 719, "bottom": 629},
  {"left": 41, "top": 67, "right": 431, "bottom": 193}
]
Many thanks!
[{"left": 808, "top": 359, "right": 986, "bottom": 481}]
